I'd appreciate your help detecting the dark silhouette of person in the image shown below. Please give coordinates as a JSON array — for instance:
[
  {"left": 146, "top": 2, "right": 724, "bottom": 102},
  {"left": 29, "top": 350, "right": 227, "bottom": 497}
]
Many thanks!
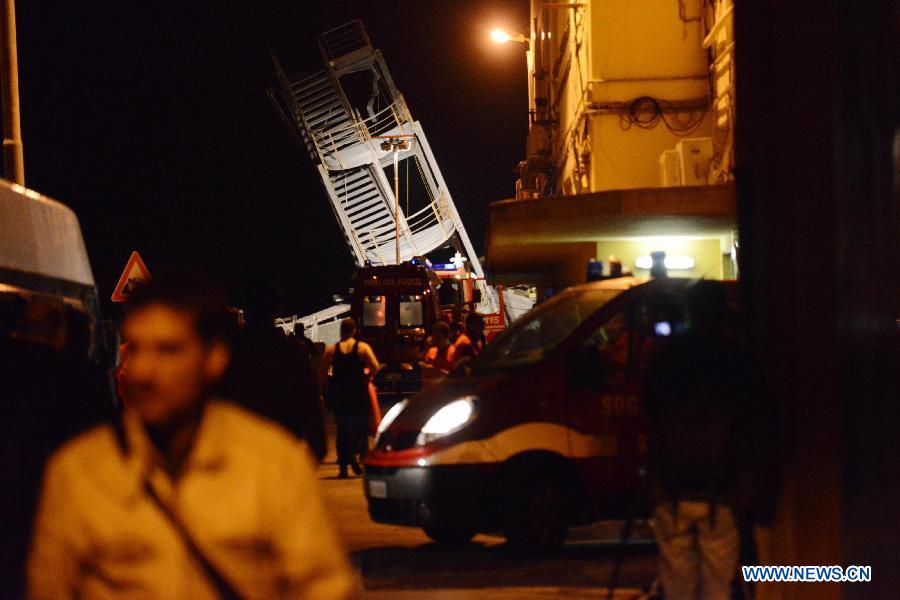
[
  {"left": 1, "top": 297, "right": 113, "bottom": 599},
  {"left": 649, "top": 250, "right": 668, "bottom": 279},
  {"left": 645, "top": 280, "right": 776, "bottom": 599},
  {"left": 320, "top": 318, "right": 379, "bottom": 478},
  {"left": 220, "top": 277, "right": 327, "bottom": 462}
]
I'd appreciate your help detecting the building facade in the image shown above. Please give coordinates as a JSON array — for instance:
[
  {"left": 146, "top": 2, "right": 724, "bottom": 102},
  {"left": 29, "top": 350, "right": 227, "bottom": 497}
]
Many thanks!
[{"left": 487, "top": 0, "right": 737, "bottom": 287}]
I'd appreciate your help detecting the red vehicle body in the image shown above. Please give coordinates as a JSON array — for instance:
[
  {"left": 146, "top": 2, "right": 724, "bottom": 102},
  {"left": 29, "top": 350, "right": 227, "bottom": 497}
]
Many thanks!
[
  {"left": 350, "top": 263, "right": 440, "bottom": 397},
  {"left": 350, "top": 262, "right": 506, "bottom": 397},
  {"left": 363, "top": 277, "right": 739, "bottom": 549}
]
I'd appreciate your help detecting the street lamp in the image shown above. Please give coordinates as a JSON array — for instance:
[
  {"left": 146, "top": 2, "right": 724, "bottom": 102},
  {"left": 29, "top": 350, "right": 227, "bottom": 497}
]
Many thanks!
[
  {"left": 378, "top": 136, "right": 412, "bottom": 265},
  {"left": 489, "top": 28, "right": 529, "bottom": 45},
  {"left": 0, "top": 0, "right": 24, "bottom": 184}
]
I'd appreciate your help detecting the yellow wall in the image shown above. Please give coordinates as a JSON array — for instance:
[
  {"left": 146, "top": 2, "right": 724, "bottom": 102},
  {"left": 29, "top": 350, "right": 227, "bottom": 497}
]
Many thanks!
[
  {"left": 546, "top": 0, "right": 715, "bottom": 193},
  {"left": 588, "top": 0, "right": 709, "bottom": 81},
  {"left": 589, "top": 111, "right": 716, "bottom": 191},
  {"left": 596, "top": 238, "right": 726, "bottom": 280}
]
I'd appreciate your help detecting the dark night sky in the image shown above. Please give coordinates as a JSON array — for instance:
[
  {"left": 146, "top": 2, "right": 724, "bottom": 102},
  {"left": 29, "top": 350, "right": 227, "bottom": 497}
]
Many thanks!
[{"left": 15, "top": 0, "right": 528, "bottom": 316}]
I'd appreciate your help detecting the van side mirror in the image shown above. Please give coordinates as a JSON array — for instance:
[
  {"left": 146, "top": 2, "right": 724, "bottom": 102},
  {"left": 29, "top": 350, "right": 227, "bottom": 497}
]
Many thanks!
[{"left": 571, "top": 345, "right": 605, "bottom": 390}]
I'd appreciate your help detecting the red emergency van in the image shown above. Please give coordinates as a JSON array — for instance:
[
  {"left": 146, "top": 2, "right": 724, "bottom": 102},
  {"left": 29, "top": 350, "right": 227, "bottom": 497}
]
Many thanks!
[{"left": 363, "top": 276, "right": 737, "bottom": 550}]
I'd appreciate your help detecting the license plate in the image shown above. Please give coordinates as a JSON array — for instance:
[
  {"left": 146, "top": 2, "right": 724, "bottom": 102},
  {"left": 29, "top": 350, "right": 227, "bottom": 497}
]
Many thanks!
[
  {"left": 368, "top": 480, "right": 387, "bottom": 499},
  {"left": 384, "top": 373, "right": 402, "bottom": 381}
]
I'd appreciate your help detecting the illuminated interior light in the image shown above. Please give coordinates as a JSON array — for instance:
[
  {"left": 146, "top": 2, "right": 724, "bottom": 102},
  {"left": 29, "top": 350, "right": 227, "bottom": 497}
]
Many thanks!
[{"left": 635, "top": 255, "right": 696, "bottom": 270}]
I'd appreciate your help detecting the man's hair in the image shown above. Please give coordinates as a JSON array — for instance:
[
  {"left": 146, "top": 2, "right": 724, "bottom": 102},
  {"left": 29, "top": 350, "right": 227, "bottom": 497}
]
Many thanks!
[
  {"left": 126, "top": 270, "right": 230, "bottom": 343},
  {"left": 431, "top": 320, "right": 451, "bottom": 338},
  {"left": 339, "top": 317, "right": 357, "bottom": 339}
]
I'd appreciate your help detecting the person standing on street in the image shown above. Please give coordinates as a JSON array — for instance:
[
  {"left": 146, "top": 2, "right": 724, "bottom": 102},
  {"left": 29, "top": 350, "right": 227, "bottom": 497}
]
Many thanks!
[
  {"left": 1, "top": 299, "right": 113, "bottom": 599},
  {"left": 221, "top": 277, "right": 327, "bottom": 462},
  {"left": 421, "top": 320, "right": 455, "bottom": 376},
  {"left": 320, "top": 318, "right": 379, "bottom": 479},
  {"left": 28, "top": 272, "right": 355, "bottom": 600},
  {"left": 645, "top": 280, "right": 773, "bottom": 600},
  {"left": 451, "top": 312, "right": 485, "bottom": 368}
]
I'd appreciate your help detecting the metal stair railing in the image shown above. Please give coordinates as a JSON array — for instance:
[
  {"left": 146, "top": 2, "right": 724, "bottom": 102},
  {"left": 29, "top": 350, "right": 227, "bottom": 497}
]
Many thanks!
[
  {"left": 272, "top": 20, "right": 490, "bottom": 291},
  {"left": 309, "top": 100, "right": 410, "bottom": 160},
  {"left": 319, "top": 20, "right": 372, "bottom": 65}
]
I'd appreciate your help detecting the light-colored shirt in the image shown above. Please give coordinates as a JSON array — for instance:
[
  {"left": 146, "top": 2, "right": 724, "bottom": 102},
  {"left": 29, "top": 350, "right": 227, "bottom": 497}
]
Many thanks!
[{"left": 28, "top": 401, "right": 356, "bottom": 600}]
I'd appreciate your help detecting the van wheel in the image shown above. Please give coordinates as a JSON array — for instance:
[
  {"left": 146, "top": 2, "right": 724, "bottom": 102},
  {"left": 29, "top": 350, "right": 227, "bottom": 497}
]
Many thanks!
[
  {"left": 502, "top": 472, "right": 569, "bottom": 553},
  {"left": 423, "top": 521, "right": 476, "bottom": 545}
]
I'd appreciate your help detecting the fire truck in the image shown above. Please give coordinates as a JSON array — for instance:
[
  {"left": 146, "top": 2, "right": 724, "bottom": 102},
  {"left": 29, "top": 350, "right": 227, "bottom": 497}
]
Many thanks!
[{"left": 349, "top": 259, "right": 500, "bottom": 397}]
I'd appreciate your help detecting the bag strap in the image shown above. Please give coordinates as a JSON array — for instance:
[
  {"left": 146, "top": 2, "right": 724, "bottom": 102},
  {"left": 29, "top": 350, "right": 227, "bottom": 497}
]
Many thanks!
[{"left": 142, "top": 480, "right": 245, "bottom": 600}]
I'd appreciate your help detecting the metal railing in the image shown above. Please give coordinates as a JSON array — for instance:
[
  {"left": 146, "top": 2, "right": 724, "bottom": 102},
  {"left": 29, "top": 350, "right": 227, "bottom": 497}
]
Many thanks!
[
  {"left": 319, "top": 20, "right": 372, "bottom": 64},
  {"left": 310, "top": 100, "right": 411, "bottom": 157}
]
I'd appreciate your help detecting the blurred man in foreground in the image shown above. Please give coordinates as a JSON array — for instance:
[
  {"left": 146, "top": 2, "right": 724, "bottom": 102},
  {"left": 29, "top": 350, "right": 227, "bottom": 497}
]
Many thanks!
[{"left": 28, "top": 272, "right": 355, "bottom": 600}]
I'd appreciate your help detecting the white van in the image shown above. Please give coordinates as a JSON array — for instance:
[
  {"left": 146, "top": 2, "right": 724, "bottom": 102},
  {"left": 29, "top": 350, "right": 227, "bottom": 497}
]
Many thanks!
[{"left": 0, "top": 180, "right": 107, "bottom": 361}]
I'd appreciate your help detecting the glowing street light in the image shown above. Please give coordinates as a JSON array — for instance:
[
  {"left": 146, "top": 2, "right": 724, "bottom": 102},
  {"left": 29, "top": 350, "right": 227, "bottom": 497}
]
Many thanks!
[{"left": 489, "top": 28, "right": 528, "bottom": 45}]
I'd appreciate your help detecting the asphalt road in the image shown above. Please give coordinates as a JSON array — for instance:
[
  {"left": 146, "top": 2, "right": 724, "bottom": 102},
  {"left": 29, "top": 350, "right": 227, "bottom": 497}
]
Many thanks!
[{"left": 315, "top": 423, "right": 659, "bottom": 599}]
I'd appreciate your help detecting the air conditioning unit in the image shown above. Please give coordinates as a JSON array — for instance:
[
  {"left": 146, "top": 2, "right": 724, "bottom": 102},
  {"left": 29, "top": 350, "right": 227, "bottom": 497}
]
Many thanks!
[
  {"left": 527, "top": 122, "right": 552, "bottom": 159},
  {"left": 659, "top": 150, "right": 682, "bottom": 187},
  {"left": 659, "top": 137, "right": 713, "bottom": 187},
  {"left": 676, "top": 137, "right": 713, "bottom": 185}
]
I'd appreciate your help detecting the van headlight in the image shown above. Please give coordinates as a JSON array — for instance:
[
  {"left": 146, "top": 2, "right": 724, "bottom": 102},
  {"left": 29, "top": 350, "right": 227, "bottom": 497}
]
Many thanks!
[
  {"left": 376, "top": 399, "right": 407, "bottom": 442},
  {"left": 416, "top": 397, "right": 477, "bottom": 446}
]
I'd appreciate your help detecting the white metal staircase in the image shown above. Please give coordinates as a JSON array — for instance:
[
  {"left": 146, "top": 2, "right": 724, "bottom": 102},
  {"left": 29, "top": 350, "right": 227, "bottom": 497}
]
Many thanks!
[{"left": 270, "top": 20, "right": 486, "bottom": 285}]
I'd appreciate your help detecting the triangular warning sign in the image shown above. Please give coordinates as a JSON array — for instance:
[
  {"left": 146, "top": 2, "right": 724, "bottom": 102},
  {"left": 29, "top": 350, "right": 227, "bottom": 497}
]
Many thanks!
[{"left": 111, "top": 251, "right": 151, "bottom": 302}]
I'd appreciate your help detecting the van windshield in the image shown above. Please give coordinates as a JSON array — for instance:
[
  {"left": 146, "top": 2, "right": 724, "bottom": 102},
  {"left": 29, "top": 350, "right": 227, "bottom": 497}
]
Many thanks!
[{"left": 476, "top": 289, "right": 620, "bottom": 370}]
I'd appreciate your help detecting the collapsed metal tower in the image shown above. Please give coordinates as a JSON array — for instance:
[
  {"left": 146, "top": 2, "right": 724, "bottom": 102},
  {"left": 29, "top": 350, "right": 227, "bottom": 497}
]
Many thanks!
[{"left": 269, "top": 20, "right": 485, "bottom": 279}]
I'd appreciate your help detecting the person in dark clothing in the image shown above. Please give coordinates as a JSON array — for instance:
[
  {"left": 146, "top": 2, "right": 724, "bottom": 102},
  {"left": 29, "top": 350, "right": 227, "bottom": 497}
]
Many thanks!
[
  {"left": 320, "top": 318, "right": 379, "bottom": 478},
  {"left": 1, "top": 298, "right": 113, "bottom": 599},
  {"left": 219, "top": 279, "right": 327, "bottom": 462},
  {"left": 644, "top": 280, "right": 775, "bottom": 600}
]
